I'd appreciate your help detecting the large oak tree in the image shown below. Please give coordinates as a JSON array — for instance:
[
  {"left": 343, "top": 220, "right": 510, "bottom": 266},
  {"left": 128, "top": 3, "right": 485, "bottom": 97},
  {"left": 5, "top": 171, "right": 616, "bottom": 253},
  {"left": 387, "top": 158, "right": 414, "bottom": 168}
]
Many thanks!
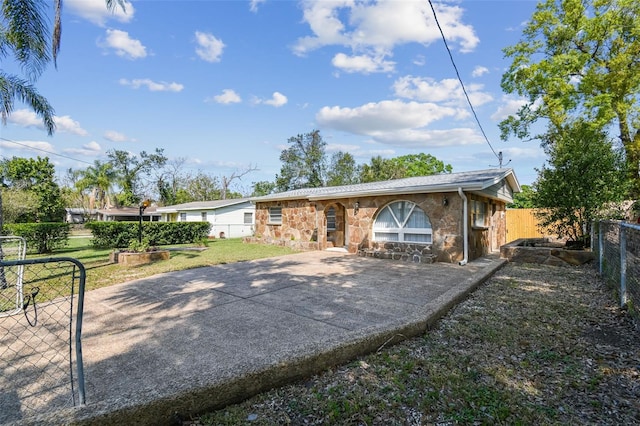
[{"left": 501, "top": 0, "right": 640, "bottom": 195}]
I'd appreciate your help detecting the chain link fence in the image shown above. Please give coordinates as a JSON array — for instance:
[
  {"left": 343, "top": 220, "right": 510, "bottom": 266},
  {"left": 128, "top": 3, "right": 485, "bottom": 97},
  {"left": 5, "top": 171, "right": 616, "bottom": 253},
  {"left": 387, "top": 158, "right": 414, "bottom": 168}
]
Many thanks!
[
  {"left": 593, "top": 221, "right": 640, "bottom": 318},
  {"left": 0, "top": 238, "right": 86, "bottom": 424}
]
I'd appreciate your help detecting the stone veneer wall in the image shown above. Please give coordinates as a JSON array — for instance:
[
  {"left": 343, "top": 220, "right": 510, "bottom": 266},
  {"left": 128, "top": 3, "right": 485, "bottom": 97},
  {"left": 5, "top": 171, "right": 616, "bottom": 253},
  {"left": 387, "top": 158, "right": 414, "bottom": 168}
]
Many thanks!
[
  {"left": 251, "top": 200, "right": 320, "bottom": 251},
  {"left": 250, "top": 192, "right": 507, "bottom": 263}
]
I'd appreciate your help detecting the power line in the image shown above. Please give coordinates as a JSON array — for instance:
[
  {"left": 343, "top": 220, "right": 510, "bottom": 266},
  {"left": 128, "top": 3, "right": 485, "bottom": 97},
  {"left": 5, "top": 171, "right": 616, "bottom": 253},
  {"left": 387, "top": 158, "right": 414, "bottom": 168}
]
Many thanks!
[
  {"left": 427, "top": 0, "right": 501, "bottom": 162},
  {"left": 0, "top": 137, "right": 94, "bottom": 165}
]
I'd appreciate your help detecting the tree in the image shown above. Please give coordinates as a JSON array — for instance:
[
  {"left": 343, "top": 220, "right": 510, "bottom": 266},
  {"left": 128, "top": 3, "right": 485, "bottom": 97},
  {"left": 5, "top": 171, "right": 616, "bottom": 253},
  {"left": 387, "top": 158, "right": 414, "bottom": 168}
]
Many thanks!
[
  {"left": 327, "top": 152, "right": 360, "bottom": 186},
  {"left": 501, "top": 0, "right": 640, "bottom": 196},
  {"left": 359, "top": 156, "right": 403, "bottom": 183},
  {"left": 0, "top": 156, "right": 64, "bottom": 222},
  {"left": 184, "top": 172, "right": 222, "bottom": 201},
  {"left": 276, "top": 130, "right": 327, "bottom": 191},
  {"left": 532, "top": 120, "right": 628, "bottom": 243},
  {"left": 251, "top": 180, "right": 276, "bottom": 197},
  {"left": 75, "top": 160, "right": 118, "bottom": 209},
  {"left": 1, "top": 0, "right": 124, "bottom": 135},
  {"left": 107, "top": 148, "right": 167, "bottom": 206},
  {"left": 391, "top": 153, "right": 452, "bottom": 177},
  {"left": 507, "top": 184, "right": 535, "bottom": 209},
  {"left": 220, "top": 164, "right": 258, "bottom": 200},
  {"left": 156, "top": 158, "right": 190, "bottom": 206},
  {"left": 0, "top": 188, "right": 39, "bottom": 223},
  {"left": 360, "top": 153, "right": 452, "bottom": 183}
]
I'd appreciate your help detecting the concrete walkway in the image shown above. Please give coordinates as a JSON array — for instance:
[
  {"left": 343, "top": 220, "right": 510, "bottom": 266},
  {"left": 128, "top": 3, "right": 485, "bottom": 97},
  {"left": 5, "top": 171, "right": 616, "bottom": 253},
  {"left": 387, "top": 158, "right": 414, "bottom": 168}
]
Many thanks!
[{"left": 9, "top": 251, "right": 505, "bottom": 425}]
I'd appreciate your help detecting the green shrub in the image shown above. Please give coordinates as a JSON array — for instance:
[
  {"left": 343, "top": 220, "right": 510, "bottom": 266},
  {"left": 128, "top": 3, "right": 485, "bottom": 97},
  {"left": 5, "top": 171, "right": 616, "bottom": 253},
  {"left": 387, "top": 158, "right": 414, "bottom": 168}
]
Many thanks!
[
  {"left": 4, "top": 222, "right": 70, "bottom": 254},
  {"left": 86, "top": 221, "right": 211, "bottom": 249},
  {"left": 85, "top": 222, "right": 137, "bottom": 248}
]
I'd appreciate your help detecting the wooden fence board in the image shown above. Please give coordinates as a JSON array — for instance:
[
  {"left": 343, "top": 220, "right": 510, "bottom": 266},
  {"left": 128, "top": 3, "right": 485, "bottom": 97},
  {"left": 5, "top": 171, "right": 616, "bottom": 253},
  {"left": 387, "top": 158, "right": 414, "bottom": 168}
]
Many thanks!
[{"left": 506, "top": 208, "right": 549, "bottom": 242}]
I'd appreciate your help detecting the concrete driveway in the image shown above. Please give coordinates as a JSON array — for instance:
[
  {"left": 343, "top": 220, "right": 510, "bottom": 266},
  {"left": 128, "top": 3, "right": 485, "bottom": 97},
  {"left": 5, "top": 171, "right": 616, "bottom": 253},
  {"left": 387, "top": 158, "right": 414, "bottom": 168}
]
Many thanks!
[{"left": 7, "top": 250, "right": 505, "bottom": 425}]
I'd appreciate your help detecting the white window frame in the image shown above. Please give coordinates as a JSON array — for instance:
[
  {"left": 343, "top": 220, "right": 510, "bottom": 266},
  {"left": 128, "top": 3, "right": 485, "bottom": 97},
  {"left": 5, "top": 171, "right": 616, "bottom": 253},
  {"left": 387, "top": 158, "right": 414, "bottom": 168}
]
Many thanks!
[
  {"left": 179, "top": 212, "right": 186, "bottom": 222},
  {"left": 472, "top": 200, "right": 487, "bottom": 228},
  {"left": 244, "top": 212, "right": 253, "bottom": 224},
  {"left": 201, "top": 212, "right": 207, "bottom": 221},
  {"left": 268, "top": 207, "right": 282, "bottom": 224},
  {"left": 372, "top": 201, "right": 432, "bottom": 244},
  {"left": 326, "top": 207, "right": 336, "bottom": 231}
]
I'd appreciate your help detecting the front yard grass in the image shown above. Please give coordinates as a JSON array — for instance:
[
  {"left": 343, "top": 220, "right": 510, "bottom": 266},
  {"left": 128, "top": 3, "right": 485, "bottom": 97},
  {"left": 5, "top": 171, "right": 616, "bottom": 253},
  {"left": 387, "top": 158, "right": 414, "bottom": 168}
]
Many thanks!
[{"left": 29, "top": 237, "right": 297, "bottom": 294}]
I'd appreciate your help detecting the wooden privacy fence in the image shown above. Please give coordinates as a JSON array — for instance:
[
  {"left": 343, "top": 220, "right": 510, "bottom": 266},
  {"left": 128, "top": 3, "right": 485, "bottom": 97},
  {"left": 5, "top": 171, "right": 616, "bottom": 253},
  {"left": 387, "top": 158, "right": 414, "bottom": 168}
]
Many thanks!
[{"left": 506, "top": 209, "right": 551, "bottom": 242}]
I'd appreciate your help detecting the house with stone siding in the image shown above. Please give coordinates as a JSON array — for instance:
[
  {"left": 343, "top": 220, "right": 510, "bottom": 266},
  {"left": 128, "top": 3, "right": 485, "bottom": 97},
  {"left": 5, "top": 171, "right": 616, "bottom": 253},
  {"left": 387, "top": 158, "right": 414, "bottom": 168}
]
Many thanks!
[{"left": 248, "top": 168, "right": 520, "bottom": 264}]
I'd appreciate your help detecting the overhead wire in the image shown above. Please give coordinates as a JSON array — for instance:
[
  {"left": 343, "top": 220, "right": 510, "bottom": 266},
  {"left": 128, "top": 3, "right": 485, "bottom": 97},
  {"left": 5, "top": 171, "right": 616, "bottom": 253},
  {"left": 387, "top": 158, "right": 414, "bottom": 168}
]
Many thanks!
[
  {"left": 427, "top": 0, "right": 501, "bottom": 163},
  {"left": 0, "top": 137, "right": 94, "bottom": 165}
]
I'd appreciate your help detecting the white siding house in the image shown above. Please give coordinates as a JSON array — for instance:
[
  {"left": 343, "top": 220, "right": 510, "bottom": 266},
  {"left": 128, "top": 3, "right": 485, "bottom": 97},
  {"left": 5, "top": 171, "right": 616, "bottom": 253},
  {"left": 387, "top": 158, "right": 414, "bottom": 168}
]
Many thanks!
[{"left": 155, "top": 198, "right": 255, "bottom": 239}]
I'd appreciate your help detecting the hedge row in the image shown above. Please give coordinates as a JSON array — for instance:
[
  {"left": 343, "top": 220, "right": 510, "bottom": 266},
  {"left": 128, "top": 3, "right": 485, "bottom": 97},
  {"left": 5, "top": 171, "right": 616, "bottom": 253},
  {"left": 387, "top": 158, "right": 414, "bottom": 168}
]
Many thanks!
[
  {"left": 3, "top": 222, "right": 70, "bottom": 254},
  {"left": 85, "top": 221, "right": 211, "bottom": 248}
]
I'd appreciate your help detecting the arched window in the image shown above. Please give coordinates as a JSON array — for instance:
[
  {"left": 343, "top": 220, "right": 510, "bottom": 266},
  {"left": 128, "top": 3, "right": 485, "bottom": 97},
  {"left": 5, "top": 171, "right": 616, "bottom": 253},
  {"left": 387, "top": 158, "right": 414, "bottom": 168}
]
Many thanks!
[{"left": 373, "top": 201, "right": 432, "bottom": 243}]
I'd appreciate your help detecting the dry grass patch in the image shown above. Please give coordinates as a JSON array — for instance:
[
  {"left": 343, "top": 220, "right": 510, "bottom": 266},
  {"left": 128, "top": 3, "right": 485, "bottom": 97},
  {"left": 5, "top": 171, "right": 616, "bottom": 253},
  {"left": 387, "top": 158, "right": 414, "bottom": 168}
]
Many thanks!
[{"left": 198, "top": 263, "right": 639, "bottom": 426}]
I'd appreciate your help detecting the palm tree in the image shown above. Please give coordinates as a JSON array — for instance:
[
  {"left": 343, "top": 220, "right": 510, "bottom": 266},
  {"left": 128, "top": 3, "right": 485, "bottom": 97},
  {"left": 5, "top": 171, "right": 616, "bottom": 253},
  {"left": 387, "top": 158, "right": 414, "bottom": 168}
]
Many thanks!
[
  {"left": 76, "top": 160, "right": 118, "bottom": 209},
  {"left": 1, "top": 0, "right": 55, "bottom": 134},
  {"left": 0, "top": 0, "right": 125, "bottom": 256},
  {"left": 1, "top": 0, "right": 125, "bottom": 134}
]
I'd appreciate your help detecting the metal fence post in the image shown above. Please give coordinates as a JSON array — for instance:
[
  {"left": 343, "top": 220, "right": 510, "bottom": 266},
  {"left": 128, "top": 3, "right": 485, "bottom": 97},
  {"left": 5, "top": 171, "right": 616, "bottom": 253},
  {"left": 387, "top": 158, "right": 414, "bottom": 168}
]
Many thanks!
[
  {"left": 598, "top": 220, "right": 604, "bottom": 275},
  {"left": 619, "top": 224, "right": 627, "bottom": 308}
]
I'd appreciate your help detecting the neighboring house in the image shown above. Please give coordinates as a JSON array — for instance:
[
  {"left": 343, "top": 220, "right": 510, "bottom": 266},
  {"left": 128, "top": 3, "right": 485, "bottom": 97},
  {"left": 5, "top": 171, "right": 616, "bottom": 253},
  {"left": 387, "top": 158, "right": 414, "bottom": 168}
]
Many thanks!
[
  {"left": 249, "top": 168, "right": 521, "bottom": 264},
  {"left": 96, "top": 207, "right": 161, "bottom": 222},
  {"left": 156, "top": 198, "right": 255, "bottom": 239},
  {"left": 65, "top": 208, "right": 98, "bottom": 223}
]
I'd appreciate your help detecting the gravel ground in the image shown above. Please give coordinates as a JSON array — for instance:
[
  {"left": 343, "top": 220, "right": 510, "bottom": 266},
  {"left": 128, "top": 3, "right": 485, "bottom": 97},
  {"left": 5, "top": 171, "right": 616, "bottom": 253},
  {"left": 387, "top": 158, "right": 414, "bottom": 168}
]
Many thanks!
[{"left": 195, "top": 262, "right": 640, "bottom": 426}]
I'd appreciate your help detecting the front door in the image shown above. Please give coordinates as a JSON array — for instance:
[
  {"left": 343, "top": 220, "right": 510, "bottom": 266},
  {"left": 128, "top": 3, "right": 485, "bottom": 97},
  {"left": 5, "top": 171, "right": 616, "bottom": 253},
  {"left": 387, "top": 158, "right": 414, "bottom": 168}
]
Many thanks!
[{"left": 325, "top": 204, "right": 345, "bottom": 248}]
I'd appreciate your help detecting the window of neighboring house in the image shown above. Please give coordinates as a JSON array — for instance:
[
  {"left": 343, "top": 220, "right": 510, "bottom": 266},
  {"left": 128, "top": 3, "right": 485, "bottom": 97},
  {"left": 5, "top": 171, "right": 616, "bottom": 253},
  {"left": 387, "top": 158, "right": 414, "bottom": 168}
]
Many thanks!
[
  {"left": 201, "top": 212, "right": 207, "bottom": 221},
  {"left": 471, "top": 200, "right": 487, "bottom": 228},
  {"left": 373, "top": 201, "right": 432, "bottom": 243},
  {"left": 326, "top": 207, "right": 336, "bottom": 231},
  {"left": 179, "top": 212, "right": 187, "bottom": 222},
  {"left": 268, "top": 207, "right": 282, "bottom": 224},
  {"left": 244, "top": 212, "right": 253, "bottom": 224}
]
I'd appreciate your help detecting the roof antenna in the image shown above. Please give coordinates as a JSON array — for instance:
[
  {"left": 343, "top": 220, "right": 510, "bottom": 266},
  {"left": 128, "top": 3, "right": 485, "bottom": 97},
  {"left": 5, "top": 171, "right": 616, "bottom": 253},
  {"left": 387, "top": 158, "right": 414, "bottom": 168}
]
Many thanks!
[{"left": 490, "top": 151, "right": 511, "bottom": 168}]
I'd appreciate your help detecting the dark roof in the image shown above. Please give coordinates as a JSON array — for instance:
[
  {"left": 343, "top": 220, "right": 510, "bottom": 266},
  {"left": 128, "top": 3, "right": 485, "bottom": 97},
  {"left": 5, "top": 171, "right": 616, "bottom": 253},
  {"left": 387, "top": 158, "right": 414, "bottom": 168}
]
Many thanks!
[
  {"left": 155, "top": 198, "right": 252, "bottom": 213},
  {"left": 252, "top": 168, "right": 520, "bottom": 202},
  {"left": 96, "top": 207, "right": 160, "bottom": 217}
]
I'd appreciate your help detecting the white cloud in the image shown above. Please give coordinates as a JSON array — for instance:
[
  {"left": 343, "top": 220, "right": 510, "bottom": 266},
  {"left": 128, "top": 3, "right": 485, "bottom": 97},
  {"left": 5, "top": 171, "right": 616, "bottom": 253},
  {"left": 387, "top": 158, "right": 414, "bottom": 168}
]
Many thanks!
[
  {"left": 490, "top": 96, "right": 529, "bottom": 121},
  {"left": 332, "top": 53, "right": 395, "bottom": 74},
  {"left": 119, "top": 78, "right": 184, "bottom": 92},
  {"left": 66, "top": 0, "right": 134, "bottom": 26},
  {"left": 256, "top": 92, "right": 288, "bottom": 107},
  {"left": 500, "top": 146, "right": 545, "bottom": 159},
  {"left": 6, "top": 109, "right": 88, "bottom": 135},
  {"left": 294, "top": 0, "right": 478, "bottom": 73},
  {"left": 6, "top": 109, "right": 43, "bottom": 128},
  {"left": 317, "top": 100, "right": 457, "bottom": 134},
  {"left": 316, "top": 99, "right": 486, "bottom": 148},
  {"left": 104, "top": 130, "right": 130, "bottom": 142},
  {"left": 63, "top": 141, "right": 102, "bottom": 156},
  {"left": 0, "top": 139, "right": 55, "bottom": 154},
  {"left": 102, "top": 29, "right": 147, "bottom": 59},
  {"left": 195, "top": 31, "right": 225, "bottom": 63},
  {"left": 372, "top": 128, "right": 484, "bottom": 148},
  {"left": 250, "top": 0, "right": 266, "bottom": 13},
  {"left": 393, "top": 76, "right": 493, "bottom": 107},
  {"left": 209, "top": 89, "right": 242, "bottom": 104},
  {"left": 326, "top": 143, "right": 363, "bottom": 153},
  {"left": 55, "top": 115, "right": 89, "bottom": 136},
  {"left": 472, "top": 66, "right": 489, "bottom": 77}
]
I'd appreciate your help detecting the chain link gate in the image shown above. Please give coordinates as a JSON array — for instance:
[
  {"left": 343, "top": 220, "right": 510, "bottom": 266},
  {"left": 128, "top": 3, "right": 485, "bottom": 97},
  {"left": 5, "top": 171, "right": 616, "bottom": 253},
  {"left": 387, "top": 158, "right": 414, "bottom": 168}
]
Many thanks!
[{"left": 0, "top": 237, "right": 87, "bottom": 424}]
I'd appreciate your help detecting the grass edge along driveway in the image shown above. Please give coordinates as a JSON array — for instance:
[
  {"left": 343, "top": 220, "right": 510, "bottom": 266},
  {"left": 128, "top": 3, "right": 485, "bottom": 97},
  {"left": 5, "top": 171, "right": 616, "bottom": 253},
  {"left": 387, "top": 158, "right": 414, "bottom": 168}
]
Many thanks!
[{"left": 199, "top": 262, "right": 639, "bottom": 426}]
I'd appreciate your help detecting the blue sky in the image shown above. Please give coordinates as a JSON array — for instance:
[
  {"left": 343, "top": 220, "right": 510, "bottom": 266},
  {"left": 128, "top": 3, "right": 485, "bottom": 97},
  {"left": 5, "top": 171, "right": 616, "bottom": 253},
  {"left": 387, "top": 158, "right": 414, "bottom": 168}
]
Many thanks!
[{"left": 1, "top": 0, "right": 543, "bottom": 195}]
